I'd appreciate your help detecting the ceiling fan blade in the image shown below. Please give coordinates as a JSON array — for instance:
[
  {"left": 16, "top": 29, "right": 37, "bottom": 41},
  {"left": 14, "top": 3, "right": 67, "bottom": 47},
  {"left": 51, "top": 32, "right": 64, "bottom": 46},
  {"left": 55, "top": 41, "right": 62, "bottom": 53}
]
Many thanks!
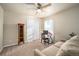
[
  {"left": 41, "top": 3, "right": 52, "bottom": 8},
  {"left": 25, "top": 3, "right": 35, "bottom": 5},
  {"left": 37, "top": 3, "right": 41, "bottom": 7}
]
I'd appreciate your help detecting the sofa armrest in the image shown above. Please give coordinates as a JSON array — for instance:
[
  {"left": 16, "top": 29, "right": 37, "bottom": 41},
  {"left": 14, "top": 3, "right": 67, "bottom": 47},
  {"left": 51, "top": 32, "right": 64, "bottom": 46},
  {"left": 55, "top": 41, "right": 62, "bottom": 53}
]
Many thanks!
[{"left": 34, "top": 49, "right": 46, "bottom": 56}]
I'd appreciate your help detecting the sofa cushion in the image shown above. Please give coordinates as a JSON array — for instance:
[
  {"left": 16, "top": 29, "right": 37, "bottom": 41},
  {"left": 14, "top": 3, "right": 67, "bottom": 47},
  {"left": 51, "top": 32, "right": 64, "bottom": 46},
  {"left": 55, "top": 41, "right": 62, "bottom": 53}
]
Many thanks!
[
  {"left": 34, "top": 49, "right": 45, "bottom": 56},
  {"left": 41, "top": 45, "right": 59, "bottom": 56},
  {"left": 54, "top": 41, "right": 64, "bottom": 48},
  {"left": 56, "top": 35, "right": 79, "bottom": 56}
]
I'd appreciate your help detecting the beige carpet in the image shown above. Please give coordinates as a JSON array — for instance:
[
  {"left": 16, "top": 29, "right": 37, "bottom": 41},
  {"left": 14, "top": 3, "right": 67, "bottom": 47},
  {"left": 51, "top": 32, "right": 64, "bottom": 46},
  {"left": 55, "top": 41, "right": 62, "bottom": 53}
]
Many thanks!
[{"left": 0, "top": 40, "right": 52, "bottom": 56}]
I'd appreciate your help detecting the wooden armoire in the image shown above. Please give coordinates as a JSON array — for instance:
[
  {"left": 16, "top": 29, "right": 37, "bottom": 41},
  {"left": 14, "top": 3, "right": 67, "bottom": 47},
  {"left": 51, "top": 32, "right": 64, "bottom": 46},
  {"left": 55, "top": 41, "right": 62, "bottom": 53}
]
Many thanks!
[{"left": 18, "top": 23, "right": 24, "bottom": 45}]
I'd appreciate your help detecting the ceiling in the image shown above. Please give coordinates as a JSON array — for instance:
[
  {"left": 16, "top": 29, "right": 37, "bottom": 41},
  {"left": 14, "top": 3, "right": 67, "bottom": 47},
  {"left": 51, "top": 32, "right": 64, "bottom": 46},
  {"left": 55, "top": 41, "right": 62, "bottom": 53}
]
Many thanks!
[{"left": 0, "top": 3, "right": 78, "bottom": 18}]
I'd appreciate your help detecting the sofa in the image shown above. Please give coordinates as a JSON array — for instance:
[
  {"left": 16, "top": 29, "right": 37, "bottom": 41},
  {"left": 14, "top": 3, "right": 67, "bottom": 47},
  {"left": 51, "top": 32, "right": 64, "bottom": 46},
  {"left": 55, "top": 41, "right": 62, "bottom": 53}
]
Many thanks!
[
  {"left": 34, "top": 35, "right": 79, "bottom": 56},
  {"left": 34, "top": 41, "right": 64, "bottom": 56}
]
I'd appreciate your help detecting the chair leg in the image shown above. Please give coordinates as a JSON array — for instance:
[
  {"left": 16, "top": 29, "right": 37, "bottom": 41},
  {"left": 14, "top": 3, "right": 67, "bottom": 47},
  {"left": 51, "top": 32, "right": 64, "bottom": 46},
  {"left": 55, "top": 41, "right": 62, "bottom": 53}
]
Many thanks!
[
  {"left": 44, "top": 40, "right": 46, "bottom": 44},
  {"left": 41, "top": 39, "right": 42, "bottom": 43},
  {"left": 48, "top": 39, "right": 50, "bottom": 45}
]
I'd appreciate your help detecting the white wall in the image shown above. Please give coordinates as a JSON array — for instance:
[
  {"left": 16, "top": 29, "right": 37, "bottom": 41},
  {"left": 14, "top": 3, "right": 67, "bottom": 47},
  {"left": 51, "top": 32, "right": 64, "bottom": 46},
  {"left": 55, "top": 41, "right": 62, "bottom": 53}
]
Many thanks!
[
  {"left": 3, "top": 10, "right": 27, "bottom": 47},
  {"left": 0, "top": 5, "right": 4, "bottom": 52},
  {"left": 53, "top": 5, "right": 79, "bottom": 41},
  {"left": 3, "top": 10, "right": 41, "bottom": 47}
]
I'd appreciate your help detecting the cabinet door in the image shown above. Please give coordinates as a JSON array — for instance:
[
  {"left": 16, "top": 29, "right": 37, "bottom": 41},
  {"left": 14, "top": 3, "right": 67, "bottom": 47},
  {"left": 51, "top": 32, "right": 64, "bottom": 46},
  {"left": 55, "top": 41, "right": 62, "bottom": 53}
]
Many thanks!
[{"left": 18, "top": 24, "right": 24, "bottom": 45}]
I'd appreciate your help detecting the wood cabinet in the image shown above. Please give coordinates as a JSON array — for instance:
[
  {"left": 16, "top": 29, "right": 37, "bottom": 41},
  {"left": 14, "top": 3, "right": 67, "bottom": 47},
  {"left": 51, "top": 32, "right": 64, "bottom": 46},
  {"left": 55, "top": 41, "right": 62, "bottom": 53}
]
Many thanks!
[{"left": 18, "top": 23, "right": 24, "bottom": 45}]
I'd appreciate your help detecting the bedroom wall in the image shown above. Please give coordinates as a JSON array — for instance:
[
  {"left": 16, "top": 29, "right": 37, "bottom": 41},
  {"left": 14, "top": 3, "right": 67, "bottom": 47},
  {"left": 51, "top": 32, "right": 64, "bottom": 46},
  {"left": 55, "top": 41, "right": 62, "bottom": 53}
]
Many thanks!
[
  {"left": 53, "top": 5, "right": 79, "bottom": 41},
  {"left": 3, "top": 10, "right": 27, "bottom": 47},
  {"left": 0, "top": 5, "right": 4, "bottom": 52}
]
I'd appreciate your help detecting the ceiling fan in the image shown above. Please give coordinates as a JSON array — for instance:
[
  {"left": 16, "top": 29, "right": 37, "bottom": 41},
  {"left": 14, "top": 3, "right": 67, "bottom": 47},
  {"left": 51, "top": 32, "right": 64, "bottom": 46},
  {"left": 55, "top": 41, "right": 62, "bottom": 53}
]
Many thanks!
[
  {"left": 25, "top": 3, "right": 52, "bottom": 15},
  {"left": 35, "top": 3, "right": 51, "bottom": 10},
  {"left": 34, "top": 3, "right": 52, "bottom": 15}
]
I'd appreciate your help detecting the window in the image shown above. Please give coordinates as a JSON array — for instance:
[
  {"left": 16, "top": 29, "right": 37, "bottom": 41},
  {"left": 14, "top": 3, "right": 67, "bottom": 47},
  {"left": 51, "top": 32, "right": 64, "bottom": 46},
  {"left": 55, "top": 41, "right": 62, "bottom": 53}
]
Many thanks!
[
  {"left": 27, "top": 16, "right": 40, "bottom": 42},
  {"left": 44, "top": 19, "right": 54, "bottom": 43},
  {"left": 44, "top": 19, "right": 54, "bottom": 34}
]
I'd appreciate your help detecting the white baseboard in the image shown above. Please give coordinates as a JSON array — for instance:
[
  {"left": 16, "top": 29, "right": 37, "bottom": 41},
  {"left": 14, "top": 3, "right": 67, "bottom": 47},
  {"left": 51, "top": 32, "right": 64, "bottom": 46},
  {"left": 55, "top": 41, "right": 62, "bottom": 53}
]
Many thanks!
[
  {"left": 0, "top": 43, "right": 18, "bottom": 53},
  {"left": 3, "top": 43, "right": 18, "bottom": 48}
]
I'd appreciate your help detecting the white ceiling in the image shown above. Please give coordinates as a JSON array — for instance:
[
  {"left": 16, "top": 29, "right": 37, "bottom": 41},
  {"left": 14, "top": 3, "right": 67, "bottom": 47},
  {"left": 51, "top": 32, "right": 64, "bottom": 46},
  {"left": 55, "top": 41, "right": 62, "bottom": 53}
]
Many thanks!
[{"left": 0, "top": 3, "right": 78, "bottom": 17}]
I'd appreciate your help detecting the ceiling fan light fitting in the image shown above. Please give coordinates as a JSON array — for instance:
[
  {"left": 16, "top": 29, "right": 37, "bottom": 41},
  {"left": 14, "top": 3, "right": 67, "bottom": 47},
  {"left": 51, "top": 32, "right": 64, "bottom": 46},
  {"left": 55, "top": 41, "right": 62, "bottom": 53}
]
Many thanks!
[{"left": 37, "top": 9, "right": 41, "bottom": 13}]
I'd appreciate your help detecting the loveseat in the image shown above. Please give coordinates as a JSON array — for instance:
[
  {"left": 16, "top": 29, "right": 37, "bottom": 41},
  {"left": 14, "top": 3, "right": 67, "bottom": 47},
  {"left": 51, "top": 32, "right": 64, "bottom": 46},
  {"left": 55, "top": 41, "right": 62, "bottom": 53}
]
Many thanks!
[{"left": 34, "top": 35, "right": 79, "bottom": 56}]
